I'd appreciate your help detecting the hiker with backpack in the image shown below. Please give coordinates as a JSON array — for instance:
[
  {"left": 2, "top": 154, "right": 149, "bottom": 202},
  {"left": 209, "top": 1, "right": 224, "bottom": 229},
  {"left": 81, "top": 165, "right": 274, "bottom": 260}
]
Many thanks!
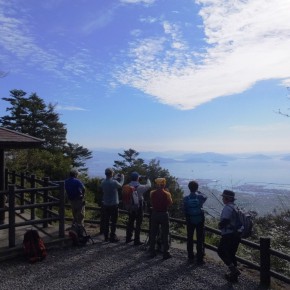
[
  {"left": 123, "top": 172, "right": 151, "bottom": 245},
  {"left": 65, "top": 168, "right": 86, "bottom": 226},
  {"left": 100, "top": 168, "right": 124, "bottom": 242},
  {"left": 183, "top": 180, "right": 207, "bottom": 265},
  {"left": 148, "top": 178, "right": 173, "bottom": 260},
  {"left": 217, "top": 190, "right": 242, "bottom": 283}
]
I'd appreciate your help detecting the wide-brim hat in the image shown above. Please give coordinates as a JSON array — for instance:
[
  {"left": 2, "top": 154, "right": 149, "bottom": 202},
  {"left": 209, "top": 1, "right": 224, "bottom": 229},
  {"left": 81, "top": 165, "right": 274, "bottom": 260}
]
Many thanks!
[{"left": 221, "top": 189, "right": 236, "bottom": 199}]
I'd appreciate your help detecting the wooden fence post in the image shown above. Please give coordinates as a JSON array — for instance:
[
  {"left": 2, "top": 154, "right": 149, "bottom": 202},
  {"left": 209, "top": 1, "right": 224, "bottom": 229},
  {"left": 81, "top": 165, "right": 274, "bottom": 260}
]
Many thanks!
[
  {"left": 20, "top": 172, "right": 25, "bottom": 213},
  {"left": 260, "top": 237, "right": 271, "bottom": 287},
  {"left": 4, "top": 168, "right": 8, "bottom": 190},
  {"left": 58, "top": 181, "right": 65, "bottom": 238},
  {"left": 30, "top": 174, "right": 36, "bottom": 220},
  {"left": 11, "top": 170, "right": 16, "bottom": 185},
  {"left": 43, "top": 177, "right": 49, "bottom": 228},
  {"left": 8, "top": 185, "right": 16, "bottom": 248}
]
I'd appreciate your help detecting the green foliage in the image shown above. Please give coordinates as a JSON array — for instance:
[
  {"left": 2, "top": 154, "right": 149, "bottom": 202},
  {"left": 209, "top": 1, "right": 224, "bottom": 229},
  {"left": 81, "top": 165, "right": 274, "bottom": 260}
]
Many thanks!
[
  {"left": 64, "top": 143, "right": 92, "bottom": 171},
  {"left": 113, "top": 148, "right": 147, "bottom": 181},
  {"left": 254, "top": 210, "right": 290, "bottom": 275},
  {"left": 1, "top": 89, "right": 92, "bottom": 176},
  {"left": 1, "top": 90, "right": 67, "bottom": 151},
  {"left": 5, "top": 149, "right": 71, "bottom": 180},
  {"left": 83, "top": 176, "right": 101, "bottom": 205}
]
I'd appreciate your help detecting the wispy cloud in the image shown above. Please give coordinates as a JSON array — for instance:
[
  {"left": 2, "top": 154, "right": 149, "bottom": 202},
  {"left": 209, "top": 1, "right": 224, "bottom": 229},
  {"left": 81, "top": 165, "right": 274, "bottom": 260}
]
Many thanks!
[
  {"left": 0, "top": 1, "right": 97, "bottom": 83},
  {"left": 56, "top": 105, "right": 87, "bottom": 111},
  {"left": 114, "top": 0, "right": 290, "bottom": 110}
]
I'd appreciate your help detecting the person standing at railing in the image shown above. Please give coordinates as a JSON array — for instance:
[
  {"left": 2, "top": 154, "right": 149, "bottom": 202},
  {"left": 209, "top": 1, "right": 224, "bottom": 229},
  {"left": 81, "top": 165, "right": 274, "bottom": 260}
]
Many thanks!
[
  {"left": 101, "top": 168, "right": 124, "bottom": 243},
  {"left": 183, "top": 180, "right": 207, "bottom": 265},
  {"left": 217, "top": 190, "right": 241, "bottom": 283},
  {"left": 148, "top": 178, "right": 173, "bottom": 260},
  {"left": 65, "top": 169, "right": 86, "bottom": 226},
  {"left": 124, "top": 172, "right": 151, "bottom": 246}
]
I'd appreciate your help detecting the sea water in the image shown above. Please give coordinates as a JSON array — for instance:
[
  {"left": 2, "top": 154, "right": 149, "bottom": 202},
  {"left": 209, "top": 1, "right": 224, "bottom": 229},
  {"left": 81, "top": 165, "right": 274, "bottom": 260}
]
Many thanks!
[{"left": 161, "top": 158, "right": 290, "bottom": 191}]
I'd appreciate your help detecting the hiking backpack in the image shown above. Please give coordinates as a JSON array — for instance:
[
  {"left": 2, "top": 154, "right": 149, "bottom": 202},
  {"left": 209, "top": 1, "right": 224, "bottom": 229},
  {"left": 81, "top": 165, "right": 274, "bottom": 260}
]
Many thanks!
[
  {"left": 122, "top": 184, "right": 139, "bottom": 212},
  {"left": 230, "top": 205, "right": 253, "bottom": 239},
  {"left": 23, "top": 229, "right": 47, "bottom": 263},
  {"left": 184, "top": 194, "right": 203, "bottom": 224},
  {"left": 68, "top": 223, "right": 94, "bottom": 246}
]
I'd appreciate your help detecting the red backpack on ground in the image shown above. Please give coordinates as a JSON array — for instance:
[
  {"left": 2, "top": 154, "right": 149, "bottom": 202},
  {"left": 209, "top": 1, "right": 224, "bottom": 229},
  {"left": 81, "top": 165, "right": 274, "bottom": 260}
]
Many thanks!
[{"left": 23, "top": 229, "right": 47, "bottom": 263}]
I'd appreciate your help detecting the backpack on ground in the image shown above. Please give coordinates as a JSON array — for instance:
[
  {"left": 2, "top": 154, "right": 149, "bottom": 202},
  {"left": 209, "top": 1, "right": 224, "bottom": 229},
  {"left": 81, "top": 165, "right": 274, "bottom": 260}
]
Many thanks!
[
  {"left": 122, "top": 184, "right": 139, "bottom": 212},
  {"left": 68, "top": 223, "right": 94, "bottom": 246},
  {"left": 231, "top": 205, "right": 253, "bottom": 239},
  {"left": 185, "top": 194, "right": 203, "bottom": 224},
  {"left": 23, "top": 229, "right": 47, "bottom": 263}
]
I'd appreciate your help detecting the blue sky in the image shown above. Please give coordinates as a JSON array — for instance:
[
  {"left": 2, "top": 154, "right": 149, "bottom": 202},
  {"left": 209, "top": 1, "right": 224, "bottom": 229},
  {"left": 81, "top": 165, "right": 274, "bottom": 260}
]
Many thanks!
[{"left": 1, "top": 0, "right": 290, "bottom": 154}]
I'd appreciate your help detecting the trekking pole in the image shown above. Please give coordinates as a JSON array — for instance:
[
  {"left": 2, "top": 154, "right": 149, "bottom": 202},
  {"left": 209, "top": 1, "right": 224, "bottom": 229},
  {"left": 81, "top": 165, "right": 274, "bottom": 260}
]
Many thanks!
[
  {"left": 203, "top": 209, "right": 216, "bottom": 218},
  {"left": 206, "top": 190, "right": 224, "bottom": 207}
]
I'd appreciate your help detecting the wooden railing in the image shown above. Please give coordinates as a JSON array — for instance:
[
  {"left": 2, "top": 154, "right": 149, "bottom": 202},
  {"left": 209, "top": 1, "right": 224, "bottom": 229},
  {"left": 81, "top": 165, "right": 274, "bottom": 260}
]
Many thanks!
[
  {"left": 0, "top": 170, "right": 289, "bottom": 287},
  {"left": 0, "top": 170, "right": 66, "bottom": 247},
  {"left": 81, "top": 206, "right": 290, "bottom": 287}
]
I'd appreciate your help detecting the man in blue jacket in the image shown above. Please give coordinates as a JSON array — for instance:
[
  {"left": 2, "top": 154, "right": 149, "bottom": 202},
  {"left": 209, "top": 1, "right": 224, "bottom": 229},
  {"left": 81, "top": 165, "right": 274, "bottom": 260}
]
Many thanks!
[{"left": 65, "top": 169, "right": 86, "bottom": 226}]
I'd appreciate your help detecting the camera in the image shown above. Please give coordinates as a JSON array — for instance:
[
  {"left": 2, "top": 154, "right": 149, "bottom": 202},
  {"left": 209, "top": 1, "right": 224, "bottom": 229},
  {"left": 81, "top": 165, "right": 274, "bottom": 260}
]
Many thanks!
[
  {"left": 114, "top": 173, "right": 122, "bottom": 182},
  {"left": 139, "top": 175, "right": 147, "bottom": 181}
]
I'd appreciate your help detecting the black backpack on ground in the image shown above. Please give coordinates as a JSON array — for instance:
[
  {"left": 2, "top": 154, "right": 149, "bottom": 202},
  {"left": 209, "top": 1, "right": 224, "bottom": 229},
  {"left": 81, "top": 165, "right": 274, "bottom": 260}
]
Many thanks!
[{"left": 68, "top": 223, "right": 94, "bottom": 246}]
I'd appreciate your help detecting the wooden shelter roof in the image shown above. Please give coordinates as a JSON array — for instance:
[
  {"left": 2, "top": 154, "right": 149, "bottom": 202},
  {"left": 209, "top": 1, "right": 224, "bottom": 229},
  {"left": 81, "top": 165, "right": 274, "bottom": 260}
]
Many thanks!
[{"left": 0, "top": 127, "right": 44, "bottom": 149}]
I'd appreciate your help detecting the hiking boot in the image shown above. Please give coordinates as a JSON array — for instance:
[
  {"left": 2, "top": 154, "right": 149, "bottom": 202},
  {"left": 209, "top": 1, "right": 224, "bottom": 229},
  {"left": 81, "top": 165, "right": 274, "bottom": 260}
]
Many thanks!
[
  {"left": 134, "top": 241, "right": 143, "bottom": 246},
  {"left": 225, "top": 273, "right": 238, "bottom": 283},
  {"left": 229, "top": 266, "right": 241, "bottom": 277},
  {"left": 196, "top": 260, "right": 205, "bottom": 266},
  {"left": 110, "top": 236, "right": 120, "bottom": 243},
  {"left": 187, "top": 257, "right": 194, "bottom": 264},
  {"left": 163, "top": 252, "right": 172, "bottom": 260}
]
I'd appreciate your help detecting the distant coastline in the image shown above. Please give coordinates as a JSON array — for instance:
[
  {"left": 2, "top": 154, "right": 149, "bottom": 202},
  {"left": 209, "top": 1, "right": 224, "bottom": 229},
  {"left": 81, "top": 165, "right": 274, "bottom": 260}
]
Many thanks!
[{"left": 86, "top": 150, "right": 290, "bottom": 216}]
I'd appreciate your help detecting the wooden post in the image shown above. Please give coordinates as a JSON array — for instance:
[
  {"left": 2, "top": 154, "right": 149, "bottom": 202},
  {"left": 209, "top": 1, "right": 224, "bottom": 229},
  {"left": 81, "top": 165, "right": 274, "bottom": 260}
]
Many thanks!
[
  {"left": 30, "top": 174, "right": 36, "bottom": 220},
  {"left": 8, "top": 185, "right": 16, "bottom": 248},
  {"left": 20, "top": 172, "right": 25, "bottom": 213},
  {"left": 58, "top": 181, "right": 65, "bottom": 238},
  {"left": 260, "top": 237, "right": 271, "bottom": 287},
  {"left": 4, "top": 168, "right": 8, "bottom": 190},
  {"left": 43, "top": 177, "right": 49, "bottom": 228},
  {"left": 11, "top": 170, "right": 16, "bottom": 185},
  {"left": 0, "top": 149, "right": 5, "bottom": 224}
]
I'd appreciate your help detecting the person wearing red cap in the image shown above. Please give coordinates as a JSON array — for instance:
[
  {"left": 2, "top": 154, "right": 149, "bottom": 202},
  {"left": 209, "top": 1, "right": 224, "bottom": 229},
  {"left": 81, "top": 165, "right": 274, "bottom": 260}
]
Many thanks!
[
  {"left": 148, "top": 178, "right": 173, "bottom": 259},
  {"left": 217, "top": 189, "right": 241, "bottom": 283}
]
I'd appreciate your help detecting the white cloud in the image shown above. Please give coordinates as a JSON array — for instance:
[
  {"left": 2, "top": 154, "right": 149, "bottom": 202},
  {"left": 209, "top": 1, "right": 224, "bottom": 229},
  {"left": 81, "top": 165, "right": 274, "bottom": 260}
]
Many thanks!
[
  {"left": 115, "top": 0, "right": 290, "bottom": 110},
  {"left": 56, "top": 105, "right": 87, "bottom": 111},
  {"left": 0, "top": 1, "right": 98, "bottom": 83}
]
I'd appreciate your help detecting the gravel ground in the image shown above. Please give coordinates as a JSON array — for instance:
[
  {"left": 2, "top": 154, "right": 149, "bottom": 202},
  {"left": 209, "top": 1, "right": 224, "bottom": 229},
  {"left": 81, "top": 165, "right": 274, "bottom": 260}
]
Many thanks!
[{"left": 0, "top": 234, "right": 266, "bottom": 290}]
